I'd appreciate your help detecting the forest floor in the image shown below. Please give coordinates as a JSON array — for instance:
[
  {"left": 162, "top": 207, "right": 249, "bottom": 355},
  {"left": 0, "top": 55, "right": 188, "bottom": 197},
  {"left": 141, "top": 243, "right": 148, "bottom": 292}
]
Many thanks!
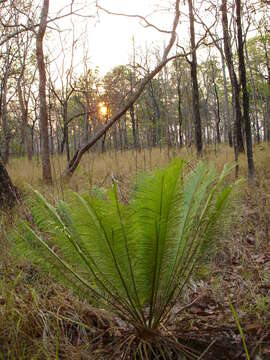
[{"left": 1, "top": 144, "right": 270, "bottom": 359}]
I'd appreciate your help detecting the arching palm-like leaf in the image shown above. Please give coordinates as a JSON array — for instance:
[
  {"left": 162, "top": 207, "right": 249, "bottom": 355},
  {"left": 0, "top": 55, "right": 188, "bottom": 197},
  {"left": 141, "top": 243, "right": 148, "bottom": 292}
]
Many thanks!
[{"left": 15, "top": 160, "right": 238, "bottom": 334}]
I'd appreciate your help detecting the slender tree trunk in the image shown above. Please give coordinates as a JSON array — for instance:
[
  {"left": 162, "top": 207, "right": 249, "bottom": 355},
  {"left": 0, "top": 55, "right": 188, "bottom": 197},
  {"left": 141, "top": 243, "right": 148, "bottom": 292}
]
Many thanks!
[
  {"left": 176, "top": 73, "right": 183, "bottom": 147},
  {"left": 130, "top": 104, "right": 137, "bottom": 148},
  {"left": 264, "top": 87, "right": 270, "bottom": 141},
  {"left": 130, "top": 55, "right": 137, "bottom": 148},
  {"left": 220, "top": 48, "right": 233, "bottom": 146},
  {"left": 213, "top": 84, "right": 221, "bottom": 144},
  {"left": 36, "top": 0, "right": 52, "bottom": 184},
  {"left": 73, "top": 124, "right": 77, "bottom": 153},
  {"left": 188, "top": 0, "right": 203, "bottom": 154},
  {"left": 48, "top": 86, "right": 54, "bottom": 155},
  {"left": 62, "top": 102, "right": 70, "bottom": 162},
  {"left": 236, "top": 0, "right": 255, "bottom": 180},
  {"left": 1, "top": 79, "right": 10, "bottom": 165},
  {"left": 83, "top": 96, "right": 90, "bottom": 144},
  {"left": 245, "top": 43, "right": 260, "bottom": 142},
  {"left": 210, "top": 60, "right": 222, "bottom": 144},
  {"left": 149, "top": 80, "right": 161, "bottom": 146},
  {"left": 263, "top": 39, "right": 270, "bottom": 141},
  {"left": 123, "top": 114, "right": 128, "bottom": 149},
  {"left": 221, "top": 0, "right": 244, "bottom": 176},
  {"left": 17, "top": 78, "right": 32, "bottom": 160},
  {"left": 221, "top": 0, "right": 245, "bottom": 155}
]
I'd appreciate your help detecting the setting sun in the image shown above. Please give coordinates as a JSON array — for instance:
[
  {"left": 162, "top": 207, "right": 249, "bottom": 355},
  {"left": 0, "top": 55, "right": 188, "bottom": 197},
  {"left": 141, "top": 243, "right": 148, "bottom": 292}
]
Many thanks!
[{"left": 99, "top": 102, "right": 108, "bottom": 116}]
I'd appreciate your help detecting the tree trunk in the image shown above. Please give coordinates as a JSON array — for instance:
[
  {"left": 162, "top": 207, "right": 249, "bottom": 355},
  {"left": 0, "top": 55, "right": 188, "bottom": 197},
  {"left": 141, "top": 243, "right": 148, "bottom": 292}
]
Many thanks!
[
  {"left": 83, "top": 98, "right": 90, "bottom": 144},
  {"left": 149, "top": 80, "right": 161, "bottom": 146},
  {"left": 188, "top": 0, "right": 203, "bottom": 155},
  {"left": 0, "top": 160, "right": 17, "bottom": 208},
  {"left": 245, "top": 43, "right": 260, "bottom": 143},
  {"left": 236, "top": 0, "right": 255, "bottom": 180},
  {"left": 130, "top": 62, "right": 137, "bottom": 148},
  {"left": 130, "top": 104, "right": 137, "bottom": 148},
  {"left": 213, "top": 86, "right": 221, "bottom": 144},
  {"left": 221, "top": 0, "right": 245, "bottom": 177},
  {"left": 220, "top": 47, "right": 233, "bottom": 146},
  {"left": 176, "top": 72, "right": 183, "bottom": 147},
  {"left": 263, "top": 37, "right": 270, "bottom": 141},
  {"left": 61, "top": 102, "right": 70, "bottom": 162},
  {"left": 221, "top": 0, "right": 245, "bottom": 158},
  {"left": 36, "top": 0, "right": 52, "bottom": 184},
  {"left": 1, "top": 78, "right": 10, "bottom": 165},
  {"left": 17, "top": 78, "right": 32, "bottom": 160}
]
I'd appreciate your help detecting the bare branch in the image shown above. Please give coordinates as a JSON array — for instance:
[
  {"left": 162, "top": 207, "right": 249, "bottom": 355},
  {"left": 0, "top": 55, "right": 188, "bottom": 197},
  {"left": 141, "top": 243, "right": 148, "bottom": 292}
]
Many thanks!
[
  {"left": 62, "top": 0, "right": 182, "bottom": 179},
  {"left": 0, "top": 6, "right": 94, "bottom": 46},
  {"left": 96, "top": 1, "right": 172, "bottom": 34}
]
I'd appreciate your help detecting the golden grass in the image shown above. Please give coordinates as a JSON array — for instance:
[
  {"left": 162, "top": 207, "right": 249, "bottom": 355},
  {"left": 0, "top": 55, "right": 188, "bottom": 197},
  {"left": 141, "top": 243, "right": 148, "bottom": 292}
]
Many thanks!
[
  {"left": 8, "top": 146, "right": 239, "bottom": 191},
  {"left": 2, "top": 143, "right": 270, "bottom": 358},
  {"left": 6, "top": 143, "right": 270, "bottom": 198}
]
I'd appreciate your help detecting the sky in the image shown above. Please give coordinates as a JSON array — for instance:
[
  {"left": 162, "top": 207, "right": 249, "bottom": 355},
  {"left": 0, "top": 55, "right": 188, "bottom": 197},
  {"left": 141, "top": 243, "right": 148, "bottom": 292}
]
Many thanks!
[
  {"left": 43, "top": 0, "right": 264, "bottom": 80},
  {"left": 48, "top": 0, "right": 186, "bottom": 76}
]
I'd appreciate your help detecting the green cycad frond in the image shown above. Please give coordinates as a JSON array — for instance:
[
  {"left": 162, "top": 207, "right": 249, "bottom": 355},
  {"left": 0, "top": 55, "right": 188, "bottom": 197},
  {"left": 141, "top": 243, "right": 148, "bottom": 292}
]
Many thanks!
[{"left": 14, "top": 160, "right": 238, "bottom": 332}]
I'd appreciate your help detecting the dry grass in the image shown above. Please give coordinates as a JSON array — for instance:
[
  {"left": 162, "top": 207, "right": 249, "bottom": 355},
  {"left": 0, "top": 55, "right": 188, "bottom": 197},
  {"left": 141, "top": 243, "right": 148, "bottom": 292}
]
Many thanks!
[
  {"left": 7, "top": 144, "right": 240, "bottom": 197},
  {"left": 2, "top": 143, "right": 270, "bottom": 359},
  {"left": 8, "top": 143, "right": 269, "bottom": 191}
]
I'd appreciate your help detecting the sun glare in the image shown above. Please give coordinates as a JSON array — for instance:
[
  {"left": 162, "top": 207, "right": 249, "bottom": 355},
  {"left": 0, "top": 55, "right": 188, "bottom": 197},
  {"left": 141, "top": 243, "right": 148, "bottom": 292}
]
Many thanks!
[{"left": 99, "top": 102, "right": 108, "bottom": 116}]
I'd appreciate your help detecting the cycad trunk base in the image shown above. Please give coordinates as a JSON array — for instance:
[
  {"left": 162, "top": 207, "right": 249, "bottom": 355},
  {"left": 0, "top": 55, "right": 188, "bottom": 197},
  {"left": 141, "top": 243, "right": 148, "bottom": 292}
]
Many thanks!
[
  {"left": 15, "top": 160, "right": 238, "bottom": 358},
  {"left": 108, "top": 329, "right": 198, "bottom": 360}
]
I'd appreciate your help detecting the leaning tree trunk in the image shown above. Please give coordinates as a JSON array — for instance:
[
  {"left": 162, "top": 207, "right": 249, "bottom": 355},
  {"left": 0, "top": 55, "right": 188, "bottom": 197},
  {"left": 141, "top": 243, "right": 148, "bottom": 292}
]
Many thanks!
[
  {"left": 0, "top": 160, "right": 17, "bottom": 208},
  {"left": 62, "top": 0, "right": 181, "bottom": 179}
]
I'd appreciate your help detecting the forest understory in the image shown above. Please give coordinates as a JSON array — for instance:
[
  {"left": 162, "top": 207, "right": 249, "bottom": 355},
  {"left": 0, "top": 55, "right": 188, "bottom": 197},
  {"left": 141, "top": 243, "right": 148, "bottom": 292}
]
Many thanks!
[
  {"left": 0, "top": 0, "right": 270, "bottom": 358},
  {"left": 1, "top": 144, "right": 270, "bottom": 360}
]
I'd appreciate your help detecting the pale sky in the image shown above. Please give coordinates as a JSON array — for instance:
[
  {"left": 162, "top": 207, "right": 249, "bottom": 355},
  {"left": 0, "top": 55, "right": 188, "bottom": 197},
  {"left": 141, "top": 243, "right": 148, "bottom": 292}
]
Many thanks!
[
  {"left": 44, "top": 0, "right": 263, "bottom": 79},
  {"left": 48, "top": 0, "right": 188, "bottom": 76}
]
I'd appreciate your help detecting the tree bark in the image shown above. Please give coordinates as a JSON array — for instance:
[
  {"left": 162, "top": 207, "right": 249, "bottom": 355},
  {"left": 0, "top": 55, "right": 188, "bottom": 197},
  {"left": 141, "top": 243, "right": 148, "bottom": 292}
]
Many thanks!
[
  {"left": 221, "top": 0, "right": 245, "bottom": 156},
  {"left": 188, "top": 0, "right": 203, "bottom": 155},
  {"left": 213, "top": 82, "right": 221, "bottom": 144},
  {"left": 220, "top": 47, "right": 233, "bottom": 146},
  {"left": 130, "top": 104, "right": 137, "bottom": 148},
  {"left": 175, "top": 66, "right": 183, "bottom": 147},
  {"left": 17, "top": 77, "right": 32, "bottom": 160},
  {"left": 221, "top": 0, "right": 245, "bottom": 176},
  {"left": 245, "top": 43, "right": 260, "bottom": 143},
  {"left": 36, "top": 0, "right": 52, "bottom": 184},
  {"left": 0, "top": 160, "right": 17, "bottom": 209},
  {"left": 263, "top": 36, "right": 270, "bottom": 141},
  {"left": 236, "top": 0, "right": 255, "bottom": 181},
  {"left": 149, "top": 80, "right": 161, "bottom": 146},
  {"left": 1, "top": 76, "right": 10, "bottom": 165}
]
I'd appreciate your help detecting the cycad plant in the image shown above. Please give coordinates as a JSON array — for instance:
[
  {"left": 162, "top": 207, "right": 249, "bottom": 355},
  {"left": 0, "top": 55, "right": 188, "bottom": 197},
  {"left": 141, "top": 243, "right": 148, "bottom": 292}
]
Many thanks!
[{"left": 15, "top": 160, "right": 238, "bottom": 358}]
